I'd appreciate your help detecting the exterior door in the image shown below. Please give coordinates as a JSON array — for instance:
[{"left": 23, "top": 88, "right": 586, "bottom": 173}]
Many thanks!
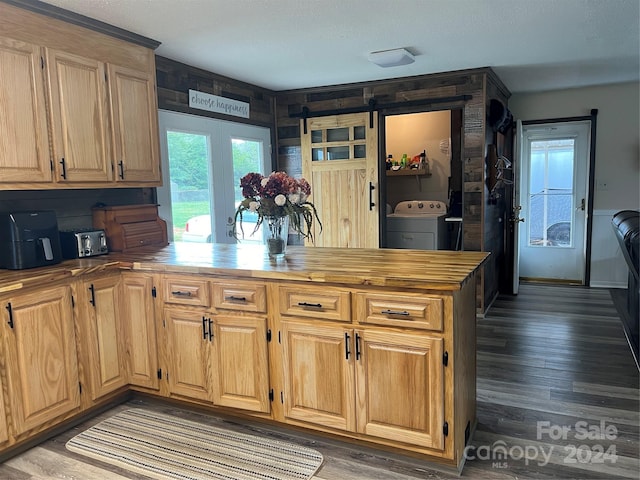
[
  {"left": 518, "top": 121, "right": 590, "bottom": 282},
  {"left": 511, "top": 120, "right": 523, "bottom": 294},
  {"left": 157, "top": 110, "right": 271, "bottom": 244},
  {"left": 301, "top": 113, "right": 379, "bottom": 248}
]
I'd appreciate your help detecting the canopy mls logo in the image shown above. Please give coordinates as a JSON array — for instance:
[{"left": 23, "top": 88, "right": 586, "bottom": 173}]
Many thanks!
[{"left": 189, "top": 89, "right": 250, "bottom": 119}]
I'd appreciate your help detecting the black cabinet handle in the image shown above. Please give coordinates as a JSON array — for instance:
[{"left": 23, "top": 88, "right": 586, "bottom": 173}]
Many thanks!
[
  {"left": 355, "top": 333, "right": 361, "bottom": 360},
  {"left": 88, "top": 284, "right": 96, "bottom": 307},
  {"left": 6, "top": 303, "right": 13, "bottom": 329},
  {"left": 369, "top": 182, "right": 375, "bottom": 210},
  {"left": 208, "top": 318, "right": 213, "bottom": 341},
  {"left": 118, "top": 160, "right": 124, "bottom": 179},
  {"left": 225, "top": 295, "right": 246, "bottom": 302},
  {"left": 380, "top": 309, "right": 410, "bottom": 316},
  {"left": 345, "top": 332, "right": 351, "bottom": 359},
  {"left": 59, "top": 157, "right": 67, "bottom": 179},
  {"left": 298, "top": 302, "right": 322, "bottom": 308},
  {"left": 171, "top": 290, "right": 193, "bottom": 297},
  {"left": 202, "top": 316, "right": 208, "bottom": 340}
]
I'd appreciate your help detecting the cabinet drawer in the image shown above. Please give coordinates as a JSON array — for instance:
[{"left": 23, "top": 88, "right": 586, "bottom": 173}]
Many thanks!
[
  {"left": 163, "top": 276, "right": 210, "bottom": 307},
  {"left": 212, "top": 281, "right": 266, "bottom": 313},
  {"left": 355, "top": 292, "right": 444, "bottom": 331},
  {"left": 279, "top": 286, "right": 351, "bottom": 322}
]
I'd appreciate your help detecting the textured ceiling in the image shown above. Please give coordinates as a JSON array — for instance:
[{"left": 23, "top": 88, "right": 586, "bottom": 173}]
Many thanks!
[{"left": 38, "top": 0, "right": 640, "bottom": 93}]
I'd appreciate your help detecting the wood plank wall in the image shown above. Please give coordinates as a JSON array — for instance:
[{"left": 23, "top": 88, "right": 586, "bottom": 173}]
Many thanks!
[
  {"left": 0, "top": 189, "right": 153, "bottom": 230},
  {"left": 274, "top": 69, "right": 511, "bottom": 312},
  {"left": 155, "top": 55, "right": 278, "bottom": 161}
]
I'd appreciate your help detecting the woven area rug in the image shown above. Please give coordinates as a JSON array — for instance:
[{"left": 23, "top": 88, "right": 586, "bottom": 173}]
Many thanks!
[{"left": 66, "top": 408, "right": 324, "bottom": 480}]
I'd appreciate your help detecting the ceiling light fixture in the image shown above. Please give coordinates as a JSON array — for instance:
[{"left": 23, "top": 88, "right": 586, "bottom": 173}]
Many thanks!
[{"left": 368, "top": 48, "right": 415, "bottom": 68}]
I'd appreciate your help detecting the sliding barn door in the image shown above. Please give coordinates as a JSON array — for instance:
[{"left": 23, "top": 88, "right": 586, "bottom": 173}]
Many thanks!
[{"left": 301, "top": 113, "right": 379, "bottom": 248}]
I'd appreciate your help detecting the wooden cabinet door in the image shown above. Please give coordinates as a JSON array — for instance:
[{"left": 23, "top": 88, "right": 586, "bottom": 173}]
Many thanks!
[
  {"left": 301, "top": 112, "right": 379, "bottom": 248},
  {"left": 211, "top": 315, "right": 270, "bottom": 413},
  {"left": 281, "top": 321, "right": 355, "bottom": 431},
  {"left": 45, "top": 49, "right": 113, "bottom": 182},
  {"left": 0, "top": 374, "right": 8, "bottom": 445},
  {"left": 164, "top": 307, "right": 212, "bottom": 402},
  {"left": 108, "top": 63, "right": 161, "bottom": 183},
  {"left": 355, "top": 329, "right": 445, "bottom": 450},
  {"left": 0, "top": 36, "right": 51, "bottom": 183},
  {"left": 2, "top": 285, "right": 80, "bottom": 436},
  {"left": 121, "top": 273, "right": 159, "bottom": 389},
  {"left": 78, "top": 275, "right": 127, "bottom": 402}
]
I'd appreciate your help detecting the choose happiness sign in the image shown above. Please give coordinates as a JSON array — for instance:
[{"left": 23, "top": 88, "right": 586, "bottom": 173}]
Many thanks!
[{"left": 189, "top": 89, "right": 250, "bottom": 118}]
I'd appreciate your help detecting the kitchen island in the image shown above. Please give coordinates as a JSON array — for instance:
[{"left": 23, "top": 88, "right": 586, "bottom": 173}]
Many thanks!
[{"left": 0, "top": 243, "right": 488, "bottom": 472}]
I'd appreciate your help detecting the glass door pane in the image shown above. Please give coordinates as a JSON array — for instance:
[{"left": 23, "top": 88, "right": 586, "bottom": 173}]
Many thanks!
[
  {"left": 231, "top": 137, "right": 264, "bottom": 243},
  {"left": 166, "top": 131, "right": 212, "bottom": 242},
  {"left": 527, "top": 138, "right": 574, "bottom": 247}
]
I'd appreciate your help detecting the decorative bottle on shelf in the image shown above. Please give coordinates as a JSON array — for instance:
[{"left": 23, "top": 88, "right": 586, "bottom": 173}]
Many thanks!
[
  {"left": 420, "top": 150, "right": 430, "bottom": 175},
  {"left": 401, "top": 153, "right": 408, "bottom": 169},
  {"left": 386, "top": 154, "right": 393, "bottom": 170}
]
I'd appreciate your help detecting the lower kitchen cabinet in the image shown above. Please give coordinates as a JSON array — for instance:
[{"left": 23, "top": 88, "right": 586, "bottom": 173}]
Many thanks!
[
  {"left": 281, "top": 321, "right": 356, "bottom": 431},
  {"left": 0, "top": 246, "right": 484, "bottom": 470},
  {"left": 75, "top": 274, "right": 127, "bottom": 404},
  {"left": 1, "top": 284, "right": 80, "bottom": 437},
  {"left": 121, "top": 273, "right": 159, "bottom": 390},
  {"left": 211, "top": 315, "right": 270, "bottom": 413},
  {"left": 281, "top": 320, "right": 445, "bottom": 449},
  {"left": 0, "top": 376, "right": 8, "bottom": 445},
  {"left": 163, "top": 306, "right": 271, "bottom": 413},
  {"left": 164, "top": 307, "right": 213, "bottom": 402},
  {"left": 355, "top": 329, "right": 444, "bottom": 449}
]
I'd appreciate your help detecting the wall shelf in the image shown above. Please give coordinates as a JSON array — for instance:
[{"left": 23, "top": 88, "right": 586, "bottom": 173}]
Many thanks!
[
  {"left": 386, "top": 167, "right": 431, "bottom": 177},
  {"left": 386, "top": 167, "right": 431, "bottom": 191}
]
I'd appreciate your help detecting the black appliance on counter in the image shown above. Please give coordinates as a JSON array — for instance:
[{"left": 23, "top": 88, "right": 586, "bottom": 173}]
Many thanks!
[{"left": 0, "top": 211, "right": 63, "bottom": 270}]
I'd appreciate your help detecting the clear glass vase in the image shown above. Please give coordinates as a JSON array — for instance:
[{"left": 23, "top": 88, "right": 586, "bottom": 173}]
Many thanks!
[{"left": 263, "top": 215, "right": 289, "bottom": 259}]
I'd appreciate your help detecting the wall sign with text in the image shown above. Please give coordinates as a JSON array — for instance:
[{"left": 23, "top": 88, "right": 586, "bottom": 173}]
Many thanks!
[{"left": 188, "top": 89, "right": 250, "bottom": 118}]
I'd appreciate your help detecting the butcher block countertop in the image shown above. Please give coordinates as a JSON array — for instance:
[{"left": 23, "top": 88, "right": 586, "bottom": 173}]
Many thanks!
[{"left": 0, "top": 243, "right": 489, "bottom": 294}]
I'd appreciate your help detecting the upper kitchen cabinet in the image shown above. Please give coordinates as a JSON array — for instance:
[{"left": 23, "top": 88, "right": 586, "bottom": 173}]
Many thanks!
[
  {"left": 108, "top": 64, "right": 161, "bottom": 183},
  {"left": 0, "top": 1, "right": 161, "bottom": 190},
  {"left": 0, "top": 36, "right": 51, "bottom": 183},
  {"left": 46, "top": 49, "right": 113, "bottom": 183}
]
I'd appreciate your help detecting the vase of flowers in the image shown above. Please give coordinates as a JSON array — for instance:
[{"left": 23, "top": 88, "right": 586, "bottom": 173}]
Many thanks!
[{"left": 232, "top": 171, "right": 321, "bottom": 258}]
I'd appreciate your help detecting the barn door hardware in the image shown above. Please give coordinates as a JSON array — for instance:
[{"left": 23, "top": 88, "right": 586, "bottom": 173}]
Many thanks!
[{"left": 290, "top": 95, "right": 472, "bottom": 122}]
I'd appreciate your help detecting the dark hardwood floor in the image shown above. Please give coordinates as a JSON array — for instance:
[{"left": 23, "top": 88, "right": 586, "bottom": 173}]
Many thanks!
[{"left": 1, "top": 283, "right": 637, "bottom": 479}]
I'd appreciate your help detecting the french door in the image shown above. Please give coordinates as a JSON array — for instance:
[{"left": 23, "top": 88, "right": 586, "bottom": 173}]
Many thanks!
[
  {"left": 157, "top": 110, "right": 271, "bottom": 244},
  {"left": 518, "top": 121, "right": 590, "bottom": 282}
]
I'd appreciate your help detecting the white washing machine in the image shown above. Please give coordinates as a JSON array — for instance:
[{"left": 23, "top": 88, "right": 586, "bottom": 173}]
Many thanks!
[{"left": 386, "top": 200, "right": 448, "bottom": 250}]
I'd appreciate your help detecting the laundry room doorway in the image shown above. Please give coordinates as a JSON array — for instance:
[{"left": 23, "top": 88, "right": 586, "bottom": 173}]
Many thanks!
[{"left": 382, "top": 109, "right": 463, "bottom": 250}]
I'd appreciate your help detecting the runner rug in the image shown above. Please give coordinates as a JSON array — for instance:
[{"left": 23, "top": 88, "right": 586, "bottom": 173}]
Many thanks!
[{"left": 66, "top": 408, "right": 324, "bottom": 480}]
